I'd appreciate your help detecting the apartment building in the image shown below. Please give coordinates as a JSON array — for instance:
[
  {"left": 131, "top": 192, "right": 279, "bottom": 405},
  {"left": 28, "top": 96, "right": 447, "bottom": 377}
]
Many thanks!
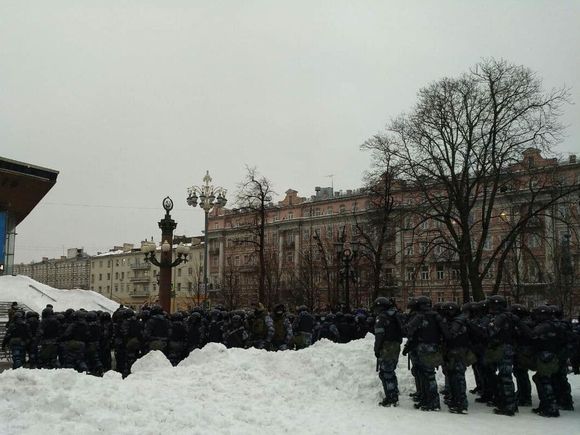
[
  {"left": 15, "top": 237, "right": 205, "bottom": 310},
  {"left": 89, "top": 237, "right": 204, "bottom": 310},
  {"left": 206, "top": 151, "right": 580, "bottom": 312},
  {"left": 15, "top": 248, "right": 90, "bottom": 290}
]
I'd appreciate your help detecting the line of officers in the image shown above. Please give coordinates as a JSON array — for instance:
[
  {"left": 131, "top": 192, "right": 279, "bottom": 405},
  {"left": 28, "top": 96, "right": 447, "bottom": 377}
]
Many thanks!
[
  {"left": 2, "top": 302, "right": 372, "bottom": 378},
  {"left": 372, "top": 295, "right": 580, "bottom": 418}
]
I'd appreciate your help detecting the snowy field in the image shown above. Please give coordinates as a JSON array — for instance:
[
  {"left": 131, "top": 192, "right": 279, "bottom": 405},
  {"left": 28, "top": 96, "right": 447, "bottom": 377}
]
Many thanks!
[
  {"left": 0, "top": 336, "right": 578, "bottom": 435},
  {"left": 0, "top": 275, "right": 119, "bottom": 314}
]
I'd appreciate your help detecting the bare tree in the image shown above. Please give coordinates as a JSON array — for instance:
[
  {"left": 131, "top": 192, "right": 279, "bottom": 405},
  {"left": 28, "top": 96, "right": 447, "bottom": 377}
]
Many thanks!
[
  {"left": 358, "top": 136, "right": 400, "bottom": 300},
  {"left": 219, "top": 258, "right": 242, "bottom": 310},
  {"left": 235, "top": 167, "right": 276, "bottom": 305},
  {"left": 379, "top": 58, "right": 573, "bottom": 302}
]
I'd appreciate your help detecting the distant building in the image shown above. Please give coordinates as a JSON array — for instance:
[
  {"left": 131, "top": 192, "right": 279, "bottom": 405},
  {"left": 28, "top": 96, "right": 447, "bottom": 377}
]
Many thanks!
[
  {"left": 15, "top": 248, "right": 90, "bottom": 290},
  {"left": 206, "top": 150, "right": 580, "bottom": 313},
  {"left": 15, "top": 237, "right": 204, "bottom": 310}
]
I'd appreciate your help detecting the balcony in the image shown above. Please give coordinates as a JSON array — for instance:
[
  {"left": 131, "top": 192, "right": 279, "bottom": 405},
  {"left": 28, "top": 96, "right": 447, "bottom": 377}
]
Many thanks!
[
  {"left": 131, "top": 262, "right": 151, "bottom": 270},
  {"left": 130, "top": 276, "right": 151, "bottom": 283},
  {"left": 131, "top": 291, "right": 150, "bottom": 298}
]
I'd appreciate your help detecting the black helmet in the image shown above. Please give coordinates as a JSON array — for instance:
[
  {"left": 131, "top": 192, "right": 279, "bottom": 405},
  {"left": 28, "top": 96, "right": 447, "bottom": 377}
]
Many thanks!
[
  {"left": 443, "top": 302, "right": 460, "bottom": 318},
  {"left": 231, "top": 314, "right": 242, "bottom": 325},
  {"left": 41, "top": 307, "right": 54, "bottom": 319},
  {"left": 407, "top": 298, "right": 418, "bottom": 312},
  {"left": 487, "top": 295, "right": 507, "bottom": 312},
  {"left": 510, "top": 304, "right": 529, "bottom": 318},
  {"left": 415, "top": 296, "right": 432, "bottom": 312},
  {"left": 433, "top": 302, "right": 445, "bottom": 314},
  {"left": 373, "top": 297, "right": 394, "bottom": 311},
  {"left": 86, "top": 311, "right": 98, "bottom": 322},
  {"left": 171, "top": 312, "right": 183, "bottom": 321},
  {"left": 150, "top": 305, "right": 163, "bottom": 316},
  {"left": 25, "top": 311, "right": 39, "bottom": 319},
  {"left": 189, "top": 312, "right": 202, "bottom": 322},
  {"left": 532, "top": 305, "right": 552, "bottom": 321},
  {"left": 548, "top": 305, "right": 563, "bottom": 319},
  {"left": 274, "top": 304, "right": 286, "bottom": 315},
  {"left": 13, "top": 311, "right": 24, "bottom": 320},
  {"left": 297, "top": 305, "right": 308, "bottom": 313},
  {"left": 461, "top": 302, "right": 474, "bottom": 315}
]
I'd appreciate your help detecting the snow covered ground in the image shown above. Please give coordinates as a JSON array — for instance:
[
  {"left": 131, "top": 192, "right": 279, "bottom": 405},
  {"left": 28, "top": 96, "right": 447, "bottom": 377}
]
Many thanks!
[
  {"left": 0, "top": 275, "right": 119, "bottom": 315},
  {"left": 0, "top": 335, "right": 578, "bottom": 435}
]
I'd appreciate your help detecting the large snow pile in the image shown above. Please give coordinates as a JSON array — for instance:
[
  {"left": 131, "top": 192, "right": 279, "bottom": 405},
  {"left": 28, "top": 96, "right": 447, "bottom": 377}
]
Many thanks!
[
  {"left": 0, "top": 336, "right": 578, "bottom": 435},
  {"left": 0, "top": 275, "right": 119, "bottom": 314}
]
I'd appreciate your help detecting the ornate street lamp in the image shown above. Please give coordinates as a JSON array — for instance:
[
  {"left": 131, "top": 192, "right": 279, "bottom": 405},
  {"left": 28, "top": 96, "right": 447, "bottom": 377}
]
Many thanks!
[
  {"left": 335, "top": 238, "right": 359, "bottom": 311},
  {"left": 186, "top": 171, "right": 227, "bottom": 305},
  {"left": 141, "top": 196, "right": 189, "bottom": 313}
]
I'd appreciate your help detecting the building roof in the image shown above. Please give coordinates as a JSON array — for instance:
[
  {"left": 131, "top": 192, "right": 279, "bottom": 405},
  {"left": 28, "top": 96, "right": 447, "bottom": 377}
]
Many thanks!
[{"left": 0, "top": 156, "right": 59, "bottom": 226}]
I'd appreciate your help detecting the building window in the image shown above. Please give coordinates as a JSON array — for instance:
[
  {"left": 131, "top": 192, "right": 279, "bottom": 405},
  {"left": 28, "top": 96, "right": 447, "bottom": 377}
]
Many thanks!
[
  {"left": 385, "top": 268, "right": 393, "bottom": 283},
  {"left": 325, "top": 225, "right": 333, "bottom": 239},
  {"left": 420, "top": 266, "right": 429, "bottom": 280},
  {"left": 339, "top": 205, "right": 346, "bottom": 214},
  {"left": 406, "top": 267, "right": 415, "bottom": 281},
  {"left": 405, "top": 242, "right": 414, "bottom": 256},
  {"left": 107, "top": 273, "right": 111, "bottom": 280},
  {"left": 288, "top": 212, "right": 294, "bottom": 220},
  {"left": 177, "top": 283, "right": 181, "bottom": 291},
  {"left": 437, "top": 292, "right": 444, "bottom": 303},
  {"left": 528, "top": 233, "right": 541, "bottom": 248},
  {"left": 483, "top": 235, "right": 493, "bottom": 251},
  {"left": 303, "top": 229, "right": 310, "bottom": 240},
  {"left": 436, "top": 265, "right": 445, "bottom": 280},
  {"left": 121, "top": 272, "right": 124, "bottom": 280},
  {"left": 419, "top": 241, "right": 428, "bottom": 255},
  {"left": 115, "top": 272, "right": 119, "bottom": 280},
  {"left": 178, "top": 268, "right": 182, "bottom": 277},
  {"left": 286, "top": 253, "right": 294, "bottom": 263},
  {"left": 326, "top": 207, "right": 333, "bottom": 215}
]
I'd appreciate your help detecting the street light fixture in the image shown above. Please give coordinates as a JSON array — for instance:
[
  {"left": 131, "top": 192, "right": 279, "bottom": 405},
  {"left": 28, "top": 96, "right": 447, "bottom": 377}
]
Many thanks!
[
  {"left": 335, "top": 238, "right": 359, "bottom": 311},
  {"left": 186, "top": 171, "right": 227, "bottom": 306},
  {"left": 141, "top": 196, "right": 189, "bottom": 313}
]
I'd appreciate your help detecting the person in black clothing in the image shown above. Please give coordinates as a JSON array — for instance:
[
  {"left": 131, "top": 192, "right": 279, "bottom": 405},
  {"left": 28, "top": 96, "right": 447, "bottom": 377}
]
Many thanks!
[
  {"left": 25, "top": 311, "right": 40, "bottom": 368},
  {"left": 223, "top": 315, "right": 249, "bottom": 349},
  {"left": 510, "top": 304, "right": 535, "bottom": 407},
  {"left": 293, "top": 306, "right": 315, "bottom": 350},
  {"left": 143, "top": 305, "right": 172, "bottom": 355},
  {"left": 373, "top": 297, "right": 403, "bottom": 407},
  {"left": 167, "top": 312, "right": 188, "bottom": 366},
  {"left": 549, "top": 306, "right": 575, "bottom": 411},
  {"left": 529, "top": 305, "right": 561, "bottom": 417},
  {"left": 37, "top": 308, "right": 61, "bottom": 369},
  {"left": 60, "top": 310, "right": 88, "bottom": 372},
  {"left": 85, "top": 311, "right": 103, "bottom": 376},
  {"left": 206, "top": 309, "right": 225, "bottom": 344},
  {"left": 186, "top": 311, "right": 205, "bottom": 352},
  {"left": 441, "top": 302, "right": 475, "bottom": 414},
  {"left": 100, "top": 311, "right": 113, "bottom": 372},
  {"left": 404, "top": 296, "right": 446, "bottom": 411},
  {"left": 120, "top": 308, "right": 143, "bottom": 377},
  {"left": 483, "top": 295, "right": 520, "bottom": 416},
  {"left": 2, "top": 311, "right": 30, "bottom": 369}
]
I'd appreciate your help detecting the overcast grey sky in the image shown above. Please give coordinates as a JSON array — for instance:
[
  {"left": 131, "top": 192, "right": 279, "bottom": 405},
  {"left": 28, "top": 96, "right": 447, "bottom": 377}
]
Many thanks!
[{"left": 2, "top": 0, "right": 579, "bottom": 264}]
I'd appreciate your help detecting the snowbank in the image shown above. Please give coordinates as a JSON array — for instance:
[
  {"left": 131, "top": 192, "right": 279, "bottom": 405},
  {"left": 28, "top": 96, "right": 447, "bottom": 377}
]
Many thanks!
[
  {"left": 0, "top": 275, "right": 119, "bottom": 314},
  {"left": 0, "top": 335, "right": 578, "bottom": 435}
]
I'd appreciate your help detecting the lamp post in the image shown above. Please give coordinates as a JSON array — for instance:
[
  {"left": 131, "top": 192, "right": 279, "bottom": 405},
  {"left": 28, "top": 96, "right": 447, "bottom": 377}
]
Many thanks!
[
  {"left": 335, "top": 238, "right": 359, "bottom": 312},
  {"left": 141, "top": 196, "right": 189, "bottom": 313},
  {"left": 186, "top": 171, "right": 227, "bottom": 306}
]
